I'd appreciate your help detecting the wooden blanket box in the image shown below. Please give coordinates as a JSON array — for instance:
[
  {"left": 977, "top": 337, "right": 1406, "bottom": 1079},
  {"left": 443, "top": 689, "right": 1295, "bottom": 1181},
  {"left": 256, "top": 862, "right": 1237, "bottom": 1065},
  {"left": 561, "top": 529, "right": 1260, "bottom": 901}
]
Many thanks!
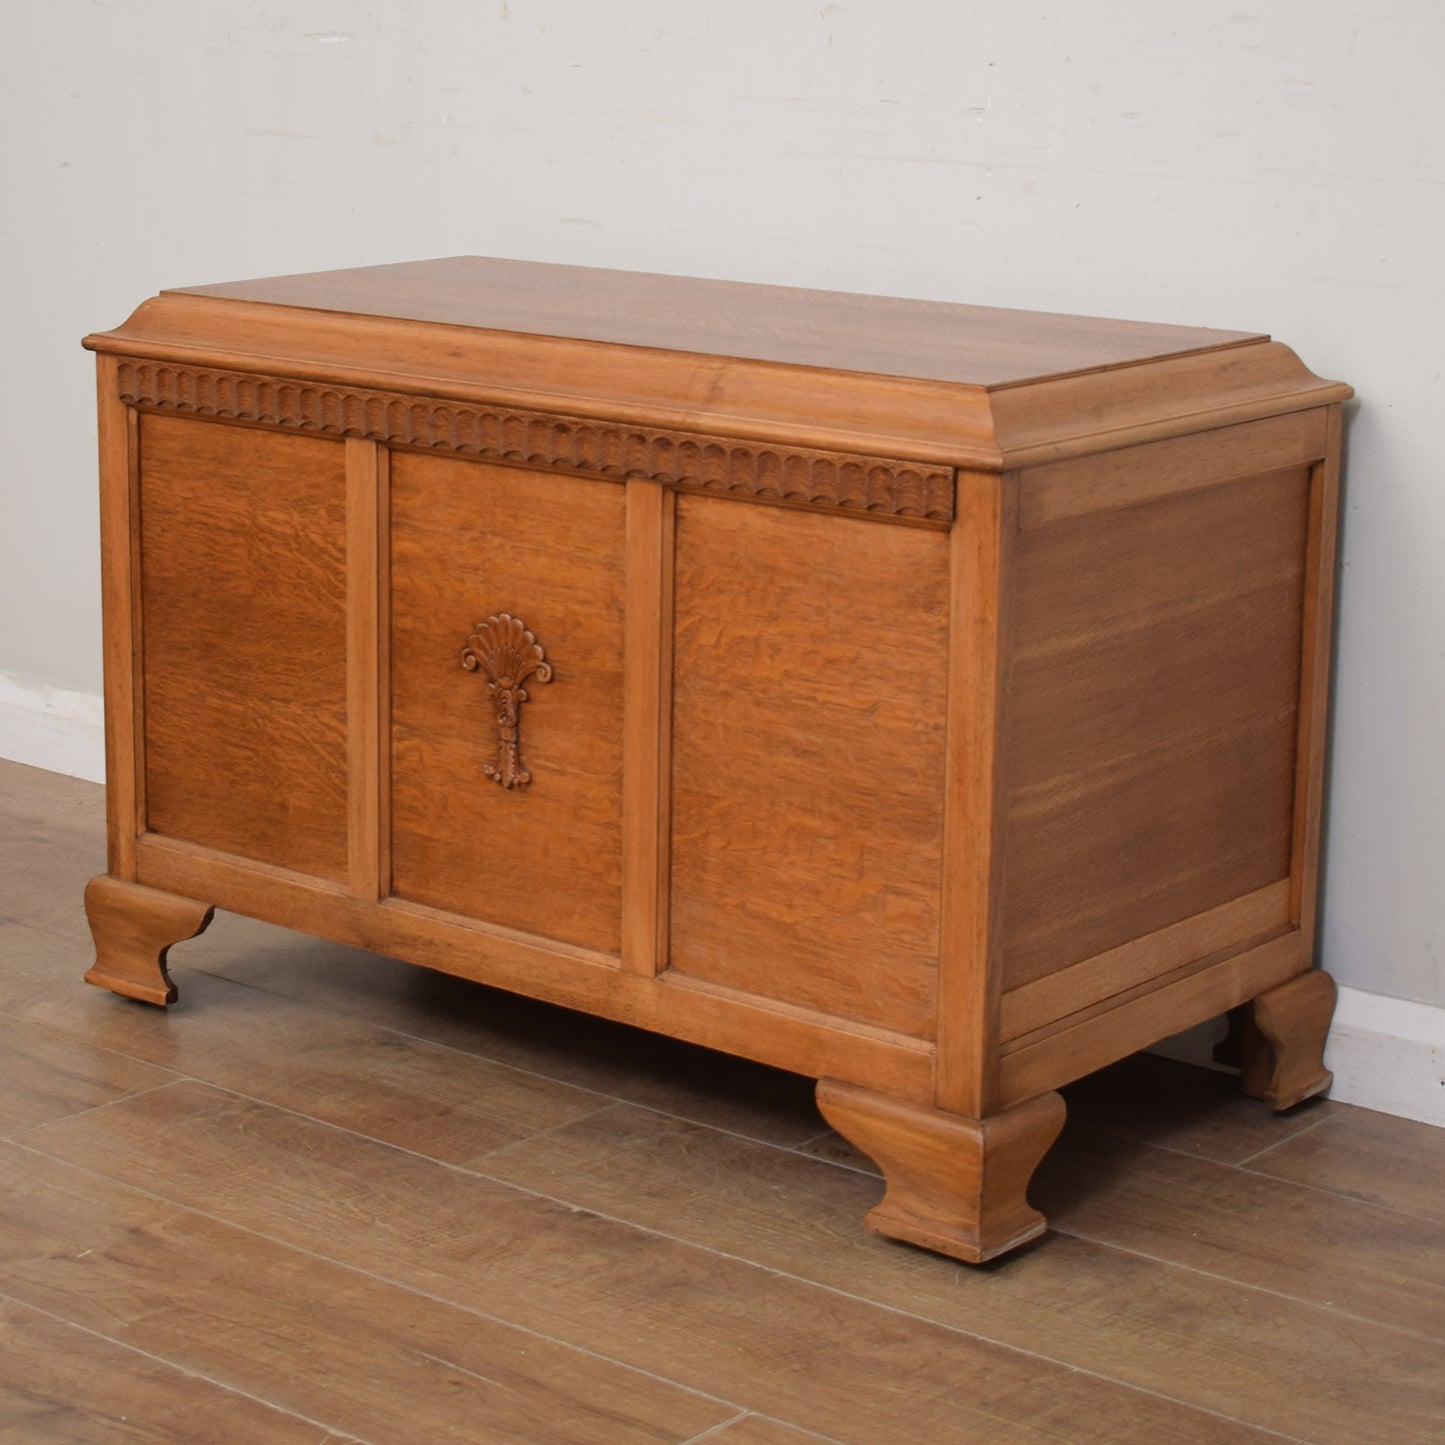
[{"left": 82, "top": 257, "right": 1350, "bottom": 1261}]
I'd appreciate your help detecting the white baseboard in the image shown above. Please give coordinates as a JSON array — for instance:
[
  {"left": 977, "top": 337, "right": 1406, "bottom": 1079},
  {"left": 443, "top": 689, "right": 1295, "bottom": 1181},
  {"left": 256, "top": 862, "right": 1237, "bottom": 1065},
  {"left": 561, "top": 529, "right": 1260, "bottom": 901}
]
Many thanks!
[
  {"left": 1155, "top": 984, "right": 1445, "bottom": 1128},
  {"left": 0, "top": 671, "right": 105, "bottom": 783},
  {"left": 3, "top": 667, "right": 1442, "bottom": 1128},
  {"left": 1324, "top": 988, "right": 1445, "bottom": 1127}
]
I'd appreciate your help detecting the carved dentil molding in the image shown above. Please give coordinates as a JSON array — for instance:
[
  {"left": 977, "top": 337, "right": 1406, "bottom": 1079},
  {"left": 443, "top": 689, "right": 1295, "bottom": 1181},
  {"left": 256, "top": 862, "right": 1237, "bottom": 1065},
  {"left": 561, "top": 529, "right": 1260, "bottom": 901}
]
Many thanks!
[{"left": 116, "top": 360, "right": 955, "bottom": 523}]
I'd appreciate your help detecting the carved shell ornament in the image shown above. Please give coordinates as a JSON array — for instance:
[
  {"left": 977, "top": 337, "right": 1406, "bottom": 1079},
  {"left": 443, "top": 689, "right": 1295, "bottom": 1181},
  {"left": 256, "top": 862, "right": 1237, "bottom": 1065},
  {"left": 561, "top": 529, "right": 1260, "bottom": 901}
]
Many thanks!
[{"left": 461, "top": 614, "right": 553, "bottom": 789}]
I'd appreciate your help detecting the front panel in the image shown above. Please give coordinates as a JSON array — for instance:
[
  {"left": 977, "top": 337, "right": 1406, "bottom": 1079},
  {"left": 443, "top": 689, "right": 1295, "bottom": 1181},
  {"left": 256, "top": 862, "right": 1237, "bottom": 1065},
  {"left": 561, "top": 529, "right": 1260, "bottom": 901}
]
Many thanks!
[
  {"left": 138, "top": 414, "right": 349, "bottom": 880},
  {"left": 388, "top": 453, "right": 626, "bottom": 954},
  {"left": 667, "top": 496, "right": 950, "bottom": 1038}
]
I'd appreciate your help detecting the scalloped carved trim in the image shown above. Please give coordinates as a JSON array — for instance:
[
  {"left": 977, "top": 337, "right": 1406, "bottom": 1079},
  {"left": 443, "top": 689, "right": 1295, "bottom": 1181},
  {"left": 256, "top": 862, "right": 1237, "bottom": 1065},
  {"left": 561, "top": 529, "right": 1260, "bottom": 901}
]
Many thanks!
[{"left": 115, "top": 360, "right": 954, "bottom": 523}]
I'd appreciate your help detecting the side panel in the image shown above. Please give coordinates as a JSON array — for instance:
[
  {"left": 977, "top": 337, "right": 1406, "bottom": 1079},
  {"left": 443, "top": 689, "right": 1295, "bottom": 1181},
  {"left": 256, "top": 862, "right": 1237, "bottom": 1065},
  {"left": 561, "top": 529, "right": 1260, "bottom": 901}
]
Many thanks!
[
  {"left": 138, "top": 414, "right": 349, "bottom": 880},
  {"left": 1001, "top": 458, "right": 1311, "bottom": 1000},
  {"left": 668, "top": 496, "right": 950, "bottom": 1038},
  {"left": 388, "top": 453, "right": 626, "bottom": 955}
]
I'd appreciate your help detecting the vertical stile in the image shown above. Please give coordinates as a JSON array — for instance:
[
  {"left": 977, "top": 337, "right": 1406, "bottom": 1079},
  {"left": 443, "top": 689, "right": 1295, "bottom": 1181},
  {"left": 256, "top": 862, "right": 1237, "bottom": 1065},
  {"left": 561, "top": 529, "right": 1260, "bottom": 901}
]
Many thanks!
[
  {"left": 936, "top": 469, "right": 1017, "bottom": 1119},
  {"left": 346, "top": 437, "right": 387, "bottom": 900},
  {"left": 96, "top": 356, "right": 141, "bottom": 878},
  {"left": 621, "top": 479, "right": 674, "bottom": 974},
  {"left": 1290, "top": 405, "right": 1344, "bottom": 962}
]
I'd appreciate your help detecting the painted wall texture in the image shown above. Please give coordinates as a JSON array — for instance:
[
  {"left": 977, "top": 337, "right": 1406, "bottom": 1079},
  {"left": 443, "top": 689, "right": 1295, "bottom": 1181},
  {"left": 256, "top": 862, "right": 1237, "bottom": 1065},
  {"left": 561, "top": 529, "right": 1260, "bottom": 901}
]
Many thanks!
[{"left": 1, "top": 2, "right": 1441, "bottom": 1008}]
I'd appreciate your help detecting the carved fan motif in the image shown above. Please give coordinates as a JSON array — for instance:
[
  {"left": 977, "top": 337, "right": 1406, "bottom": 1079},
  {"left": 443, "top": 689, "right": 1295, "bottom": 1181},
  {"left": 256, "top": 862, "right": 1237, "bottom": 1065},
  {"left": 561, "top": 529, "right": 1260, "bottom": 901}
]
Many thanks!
[{"left": 461, "top": 614, "right": 553, "bottom": 788}]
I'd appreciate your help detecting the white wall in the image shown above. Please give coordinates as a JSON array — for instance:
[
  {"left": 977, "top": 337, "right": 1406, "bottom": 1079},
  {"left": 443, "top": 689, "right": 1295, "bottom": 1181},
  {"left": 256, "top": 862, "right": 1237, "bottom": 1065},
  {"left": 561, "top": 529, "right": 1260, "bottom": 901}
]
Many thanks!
[{"left": 3, "top": 2, "right": 1443, "bottom": 1024}]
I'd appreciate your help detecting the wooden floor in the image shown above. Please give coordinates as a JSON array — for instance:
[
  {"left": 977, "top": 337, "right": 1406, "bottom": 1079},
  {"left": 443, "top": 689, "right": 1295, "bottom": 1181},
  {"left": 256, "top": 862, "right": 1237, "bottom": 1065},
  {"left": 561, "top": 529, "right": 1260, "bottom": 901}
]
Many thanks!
[{"left": 2, "top": 760, "right": 1444, "bottom": 1444}]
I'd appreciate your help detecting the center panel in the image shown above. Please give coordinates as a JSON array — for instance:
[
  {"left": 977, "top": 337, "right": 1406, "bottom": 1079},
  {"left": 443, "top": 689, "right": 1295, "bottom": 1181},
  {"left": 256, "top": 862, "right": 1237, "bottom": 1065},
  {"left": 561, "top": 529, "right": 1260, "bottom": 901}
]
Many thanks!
[
  {"left": 388, "top": 452, "right": 626, "bottom": 955},
  {"left": 668, "top": 496, "right": 950, "bottom": 1039}
]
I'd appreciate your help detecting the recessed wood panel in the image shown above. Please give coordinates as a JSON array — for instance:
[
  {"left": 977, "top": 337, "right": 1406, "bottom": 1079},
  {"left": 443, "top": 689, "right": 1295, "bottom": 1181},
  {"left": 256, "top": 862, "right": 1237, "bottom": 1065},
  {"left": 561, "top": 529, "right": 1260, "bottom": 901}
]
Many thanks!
[
  {"left": 668, "top": 497, "right": 949, "bottom": 1038},
  {"left": 389, "top": 453, "right": 625, "bottom": 954},
  {"left": 1001, "top": 466, "right": 1310, "bottom": 989},
  {"left": 139, "top": 414, "right": 347, "bottom": 879}
]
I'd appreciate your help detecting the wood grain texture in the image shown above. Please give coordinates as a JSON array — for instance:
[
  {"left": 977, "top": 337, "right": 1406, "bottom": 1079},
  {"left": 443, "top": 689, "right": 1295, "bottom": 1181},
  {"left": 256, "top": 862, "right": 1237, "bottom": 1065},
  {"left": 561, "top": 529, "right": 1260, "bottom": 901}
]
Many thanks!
[
  {"left": 15, "top": 769, "right": 1445, "bottom": 1444},
  {"left": 1018, "top": 408, "right": 1328, "bottom": 527},
  {"left": 171, "top": 254, "right": 1262, "bottom": 388},
  {"left": 1241, "top": 968, "right": 1337, "bottom": 1109},
  {"left": 988, "top": 341, "right": 1350, "bottom": 466},
  {"left": 816, "top": 1080, "right": 1066, "bottom": 1262},
  {"left": 0, "top": 1294, "right": 347, "bottom": 1445},
  {"left": 0, "top": 1016, "right": 176, "bottom": 1137},
  {"left": 1001, "top": 881, "right": 1291, "bottom": 1042},
  {"left": 138, "top": 413, "right": 349, "bottom": 878},
  {"left": 935, "top": 470, "right": 1014, "bottom": 1116},
  {"left": 1002, "top": 466, "right": 1310, "bottom": 989},
  {"left": 999, "top": 931, "right": 1305, "bottom": 1106},
  {"left": 621, "top": 480, "right": 673, "bottom": 975},
  {"left": 114, "top": 360, "right": 955, "bottom": 524},
  {"left": 484, "top": 1097, "right": 1445, "bottom": 1444},
  {"left": 0, "top": 1147, "right": 729, "bottom": 1445},
  {"left": 132, "top": 832, "right": 935, "bottom": 1102},
  {"left": 95, "top": 355, "right": 140, "bottom": 880},
  {"left": 1291, "top": 406, "right": 1344, "bottom": 958},
  {"left": 699, "top": 1418, "right": 839, "bottom": 1444},
  {"left": 86, "top": 267, "right": 1348, "bottom": 473},
  {"left": 0, "top": 764, "right": 105, "bottom": 939},
  {"left": 1032, "top": 1124, "right": 1445, "bottom": 1348},
  {"left": 345, "top": 438, "right": 385, "bottom": 900},
  {"left": 22, "top": 1082, "right": 1277, "bottom": 1444},
  {"left": 388, "top": 452, "right": 626, "bottom": 953},
  {"left": 668, "top": 495, "right": 949, "bottom": 1038},
  {"left": 85, "top": 263, "right": 1353, "bottom": 1269},
  {"left": 83, "top": 875, "right": 214, "bottom": 1006},
  {"left": 1246, "top": 1106, "right": 1445, "bottom": 1226},
  {"left": 1060, "top": 1050, "right": 1335, "bottom": 1164},
  {"left": 47, "top": 960, "right": 612, "bottom": 1170}
]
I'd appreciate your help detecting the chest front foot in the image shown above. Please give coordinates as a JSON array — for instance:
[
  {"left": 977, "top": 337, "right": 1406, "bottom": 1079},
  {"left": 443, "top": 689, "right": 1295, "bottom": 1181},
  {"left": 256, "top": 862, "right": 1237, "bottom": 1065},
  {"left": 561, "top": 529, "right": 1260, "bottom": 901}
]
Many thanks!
[
  {"left": 83, "top": 876, "right": 215, "bottom": 1006},
  {"left": 816, "top": 1080, "right": 1067, "bottom": 1263}
]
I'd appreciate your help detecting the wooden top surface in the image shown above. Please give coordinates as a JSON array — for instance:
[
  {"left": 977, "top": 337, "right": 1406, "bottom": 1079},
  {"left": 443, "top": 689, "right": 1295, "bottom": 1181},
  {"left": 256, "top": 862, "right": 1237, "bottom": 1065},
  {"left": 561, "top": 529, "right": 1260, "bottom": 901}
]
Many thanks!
[{"left": 174, "top": 256, "right": 1263, "bottom": 389}]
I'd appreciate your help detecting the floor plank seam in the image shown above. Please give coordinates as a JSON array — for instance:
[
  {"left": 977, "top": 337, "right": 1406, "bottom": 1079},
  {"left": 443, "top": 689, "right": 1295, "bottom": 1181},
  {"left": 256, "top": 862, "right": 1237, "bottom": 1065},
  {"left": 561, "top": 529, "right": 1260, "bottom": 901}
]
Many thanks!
[
  {"left": 7, "top": 1120, "right": 1286, "bottom": 1440},
  {"left": 1076, "top": 1115, "right": 1445, "bottom": 1231},
  {"left": 1, "top": 1136, "right": 756, "bottom": 1421},
  {"left": 1232, "top": 1110, "right": 1339, "bottom": 1168},
  {"left": 1232, "top": 1162, "right": 1445, "bottom": 1230},
  {"left": 0, "top": 1284, "right": 375, "bottom": 1445},
  {"left": 13, "top": 1078, "right": 1394, "bottom": 1436},
  {"left": 449, "top": 1168, "right": 1319, "bottom": 1440},
  {"left": 176, "top": 960, "right": 654, "bottom": 1108},
  {"left": 1047, "top": 1222, "right": 1445, "bottom": 1348},
  {"left": 464, "top": 1098, "right": 629, "bottom": 1166},
  {"left": 173, "top": 958, "right": 830, "bottom": 1150},
  {"left": 5, "top": 912, "right": 91, "bottom": 944},
  {"left": 1, "top": 1077, "right": 183, "bottom": 1142},
  {"left": 676, "top": 1409, "right": 750, "bottom": 1443}
]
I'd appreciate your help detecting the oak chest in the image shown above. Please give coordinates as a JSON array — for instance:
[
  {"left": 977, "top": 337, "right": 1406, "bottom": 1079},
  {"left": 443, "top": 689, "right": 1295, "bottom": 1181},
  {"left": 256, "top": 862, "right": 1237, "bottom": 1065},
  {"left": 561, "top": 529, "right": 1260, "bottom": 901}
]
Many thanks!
[{"left": 82, "top": 258, "right": 1350, "bottom": 1261}]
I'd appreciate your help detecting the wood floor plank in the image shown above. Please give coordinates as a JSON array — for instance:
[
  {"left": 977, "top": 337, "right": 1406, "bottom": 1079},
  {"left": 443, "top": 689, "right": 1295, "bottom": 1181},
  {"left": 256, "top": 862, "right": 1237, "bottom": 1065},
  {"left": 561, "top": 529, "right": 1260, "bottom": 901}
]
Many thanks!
[
  {"left": 21, "top": 962, "right": 610, "bottom": 1169},
  {"left": 0, "top": 1292, "right": 354, "bottom": 1444},
  {"left": 1244, "top": 1104, "right": 1445, "bottom": 1225},
  {"left": 1060, "top": 1052, "right": 1337, "bottom": 1164},
  {"left": 0, "top": 776, "right": 103, "bottom": 937},
  {"left": 0, "top": 1143, "right": 734, "bottom": 1445},
  {"left": 0, "top": 1015, "right": 177, "bottom": 1137},
  {"left": 0, "top": 759, "right": 105, "bottom": 821},
  {"left": 19, "top": 1081, "right": 1275, "bottom": 1445},
  {"left": 0, "top": 920, "right": 99, "bottom": 1012},
  {"left": 695, "top": 1417, "right": 842, "bottom": 1444},
  {"left": 478, "top": 1100, "right": 1445, "bottom": 1445},
  {"left": 1033, "top": 1125, "right": 1445, "bottom": 1343},
  {"left": 178, "top": 911, "right": 824, "bottom": 1147}
]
